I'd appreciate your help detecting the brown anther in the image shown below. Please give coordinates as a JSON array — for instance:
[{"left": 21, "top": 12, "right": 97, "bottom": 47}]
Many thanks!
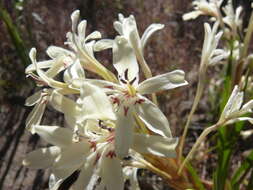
[
  {"left": 124, "top": 69, "right": 129, "bottom": 81},
  {"left": 129, "top": 77, "right": 137, "bottom": 85},
  {"left": 120, "top": 78, "right": 127, "bottom": 84}
]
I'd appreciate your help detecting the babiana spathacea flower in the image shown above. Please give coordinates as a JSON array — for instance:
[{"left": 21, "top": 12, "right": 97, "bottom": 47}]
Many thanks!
[
  {"left": 24, "top": 82, "right": 178, "bottom": 190},
  {"left": 71, "top": 35, "right": 187, "bottom": 157},
  {"left": 23, "top": 9, "right": 187, "bottom": 190}
]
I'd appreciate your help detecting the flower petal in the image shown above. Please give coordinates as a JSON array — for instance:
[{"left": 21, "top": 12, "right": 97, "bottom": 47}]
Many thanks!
[
  {"left": 226, "top": 117, "right": 253, "bottom": 125},
  {"left": 23, "top": 146, "right": 60, "bottom": 169},
  {"left": 115, "top": 106, "right": 134, "bottom": 158},
  {"left": 72, "top": 152, "right": 96, "bottom": 190},
  {"left": 25, "top": 102, "right": 46, "bottom": 133},
  {"left": 54, "top": 141, "right": 89, "bottom": 170},
  {"left": 137, "top": 70, "right": 188, "bottom": 94},
  {"left": 33, "top": 125, "right": 73, "bottom": 147},
  {"left": 50, "top": 91, "right": 79, "bottom": 121},
  {"left": 63, "top": 59, "right": 85, "bottom": 84},
  {"left": 132, "top": 134, "right": 178, "bottom": 157},
  {"left": 78, "top": 82, "right": 116, "bottom": 121},
  {"left": 113, "top": 36, "right": 139, "bottom": 81},
  {"left": 101, "top": 157, "right": 124, "bottom": 190},
  {"left": 25, "top": 90, "right": 42, "bottom": 106},
  {"left": 135, "top": 97, "right": 172, "bottom": 137},
  {"left": 94, "top": 39, "right": 113, "bottom": 52},
  {"left": 46, "top": 46, "right": 74, "bottom": 59},
  {"left": 141, "top": 23, "right": 164, "bottom": 50}
]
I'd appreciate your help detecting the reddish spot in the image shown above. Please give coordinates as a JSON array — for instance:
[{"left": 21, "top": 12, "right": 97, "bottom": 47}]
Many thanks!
[
  {"left": 63, "top": 62, "right": 68, "bottom": 68},
  {"left": 104, "top": 85, "right": 114, "bottom": 89},
  {"left": 106, "top": 151, "right": 116, "bottom": 158},
  {"left": 123, "top": 106, "right": 129, "bottom": 116},
  {"left": 42, "top": 99, "right": 48, "bottom": 104},
  {"left": 94, "top": 153, "right": 101, "bottom": 166},
  {"left": 134, "top": 98, "right": 145, "bottom": 105},
  {"left": 88, "top": 140, "right": 97, "bottom": 151},
  {"left": 111, "top": 97, "right": 120, "bottom": 105}
]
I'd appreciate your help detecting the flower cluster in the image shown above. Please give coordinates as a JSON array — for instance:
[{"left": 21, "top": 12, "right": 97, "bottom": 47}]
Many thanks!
[{"left": 23, "top": 10, "right": 188, "bottom": 190}]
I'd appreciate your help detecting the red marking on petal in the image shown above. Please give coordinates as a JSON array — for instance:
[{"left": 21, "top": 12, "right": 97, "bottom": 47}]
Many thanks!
[
  {"left": 88, "top": 140, "right": 97, "bottom": 151},
  {"left": 106, "top": 150, "right": 116, "bottom": 158},
  {"left": 94, "top": 153, "right": 101, "bottom": 166},
  {"left": 134, "top": 98, "right": 145, "bottom": 105},
  {"left": 111, "top": 97, "right": 120, "bottom": 105},
  {"left": 104, "top": 85, "right": 114, "bottom": 89},
  {"left": 123, "top": 106, "right": 129, "bottom": 116}
]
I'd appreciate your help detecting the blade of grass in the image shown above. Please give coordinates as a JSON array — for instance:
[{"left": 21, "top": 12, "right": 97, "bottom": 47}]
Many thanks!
[
  {"left": 231, "top": 150, "right": 253, "bottom": 189},
  {"left": 0, "top": 2, "right": 30, "bottom": 66},
  {"left": 186, "top": 163, "right": 205, "bottom": 190}
]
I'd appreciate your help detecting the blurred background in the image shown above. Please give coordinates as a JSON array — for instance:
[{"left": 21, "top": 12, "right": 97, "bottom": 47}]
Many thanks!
[{"left": 0, "top": 0, "right": 252, "bottom": 189}]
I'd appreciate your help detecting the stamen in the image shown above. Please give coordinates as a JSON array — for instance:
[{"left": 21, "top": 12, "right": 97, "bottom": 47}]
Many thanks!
[
  {"left": 120, "top": 78, "right": 127, "bottom": 84},
  {"left": 124, "top": 69, "right": 129, "bottom": 81},
  {"left": 129, "top": 77, "right": 137, "bottom": 85}
]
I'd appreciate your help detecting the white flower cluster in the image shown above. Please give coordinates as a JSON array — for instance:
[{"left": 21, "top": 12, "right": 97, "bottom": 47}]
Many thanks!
[{"left": 23, "top": 10, "right": 188, "bottom": 190}]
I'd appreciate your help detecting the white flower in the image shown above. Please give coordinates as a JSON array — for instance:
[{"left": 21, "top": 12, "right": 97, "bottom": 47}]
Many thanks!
[
  {"left": 25, "top": 89, "right": 52, "bottom": 133},
  {"left": 222, "top": 0, "right": 243, "bottom": 38},
  {"left": 71, "top": 36, "right": 186, "bottom": 157},
  {"left": 113, "top": 14, "right": 164, "bottom": 77},
  {"left": 183, "top": 0, "right": 224, "bottom": 21},
  {"left": 66, "top": 10, "right": 116, "bottom": 82},
  {"left": 220, "top": 85, "right": 253, "bottom": 125},
  {"left": 200, "top": 22, "right": 228, "bottom": 72}
]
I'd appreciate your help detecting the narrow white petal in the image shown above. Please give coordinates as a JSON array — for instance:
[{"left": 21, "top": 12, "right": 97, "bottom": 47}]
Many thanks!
[
  {"left": 25, "top": 102, "right": 46, "bottom": 133},
  {"left": 113, "top": 36, "right": 139, "bottom": 81},
  {"left": 132, "top": 134, "right": 178, "bottom": 157},
  {"left": 33, "top": 125, "right": 73, "bottom": 147},
  {"left": 72, "top": 152, "right": 96, "bottom": 190},
  {"left": 101, "top": 157, "right": 124, "bottom": 190},
  {"left": 25, "top": 60, "right": 53, "bottom": 73},
  {"left": 241, "top": 100, "right": 253, "bottom": 113},
  {"left": 85, "top": 31, "right": 102, "bottom": 41},
  {"left": 226, "top": 117, "right": 253, "bottom": 125},
  {"left": 71, "top": 78, "right": 123, "bottom": 93},
  {"left": 182, "top": 11, "right": 203, "bottom": 21},
  {"left": 79, "top": 82, "right": 116, "bottom": 121},
  {"left": 135, "top": 97, "right": 172, "bottom": 137},
  {"left": 77, "top": 20, "right": 87, "bottom": 37},
  {"left": 115, "top": 106, "right": 134, "bottom": 158},
  {"left": 141, "top": 23, "right": 164, "bottom": 50},
  {"left": 25, "top": 90, "right": 42, "bottom": 106},
  {"left": 137, "top": 70, "right": 188, "bottom": 94},
  {"left": 63, "top": 59, "right": 85, "bottom": 84},
  {"left": 71, "top": 10, "right": 80, "bottom": 32},
  {"left": 54, "top": 141, "right": 89, "bottom": 169},
  {"left": 113, "top": 21, "right": 123, "bottom": 34},
  {"left": 94, "top": 39, "right": 113, "bottom": 52},
  {"left": 50, "top": 91, "right": 78, "bottom": 119},
  {"left": 46, "top": 46, "right": 74, "bottom": 59},
  {"left": 23, "top": 146, "right": 60, "bottom": 169}
]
